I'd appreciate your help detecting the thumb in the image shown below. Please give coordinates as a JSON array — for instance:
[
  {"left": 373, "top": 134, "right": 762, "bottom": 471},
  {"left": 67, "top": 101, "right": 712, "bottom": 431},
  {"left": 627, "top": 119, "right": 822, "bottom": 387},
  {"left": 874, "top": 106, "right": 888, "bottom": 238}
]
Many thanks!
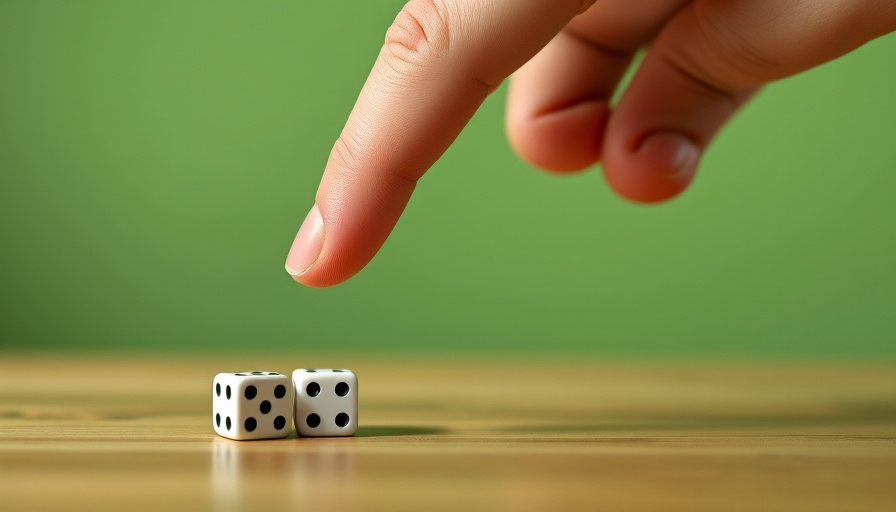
[{"left": 286, "top": 0, "right": 594, "bottom": 287}]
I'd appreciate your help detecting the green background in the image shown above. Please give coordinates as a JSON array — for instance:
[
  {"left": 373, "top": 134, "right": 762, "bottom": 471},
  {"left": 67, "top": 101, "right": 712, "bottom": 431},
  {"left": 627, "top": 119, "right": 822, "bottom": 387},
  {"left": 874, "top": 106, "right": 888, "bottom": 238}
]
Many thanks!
[{"left": 1, "top": 1, "right": 895, "bottom": 355}]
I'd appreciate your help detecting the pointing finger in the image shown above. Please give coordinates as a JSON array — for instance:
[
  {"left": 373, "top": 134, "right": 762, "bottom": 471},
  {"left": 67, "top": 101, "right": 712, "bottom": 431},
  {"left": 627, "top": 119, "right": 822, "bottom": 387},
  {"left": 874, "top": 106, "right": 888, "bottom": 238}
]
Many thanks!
[{"left": 287, "top": 0, "right": 593, "bottom": 287}]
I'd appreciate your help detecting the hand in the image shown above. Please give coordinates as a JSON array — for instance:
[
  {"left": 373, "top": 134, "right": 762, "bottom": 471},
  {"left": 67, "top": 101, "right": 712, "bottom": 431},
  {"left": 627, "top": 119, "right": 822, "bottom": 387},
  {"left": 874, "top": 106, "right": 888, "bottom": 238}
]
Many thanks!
[{"left": 285, "top": 0, "right": 896, "bottom": 287}]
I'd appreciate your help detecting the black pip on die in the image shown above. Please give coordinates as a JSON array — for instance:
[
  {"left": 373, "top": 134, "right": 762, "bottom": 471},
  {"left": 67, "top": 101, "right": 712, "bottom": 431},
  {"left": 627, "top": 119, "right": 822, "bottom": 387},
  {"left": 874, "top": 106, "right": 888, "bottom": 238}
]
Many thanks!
[
  {"left": 293, "top": 369, "right": 358, "bottom": 437},
  {"left": 212, "top": 371, "right": 294, "bottom": 440}
]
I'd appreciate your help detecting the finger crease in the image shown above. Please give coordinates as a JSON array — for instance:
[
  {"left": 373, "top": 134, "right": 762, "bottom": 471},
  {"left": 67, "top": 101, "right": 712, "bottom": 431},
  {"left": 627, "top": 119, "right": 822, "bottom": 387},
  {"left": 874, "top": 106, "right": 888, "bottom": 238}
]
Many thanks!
[
  {"left": 563, "top": 29, "right": 634, "bottom": 60},
  {"left": 661, "top": 53, "right": 739, "bottom": 111},
  {"left": 533, "top": 96, "right": 608, "bottom": 119}
]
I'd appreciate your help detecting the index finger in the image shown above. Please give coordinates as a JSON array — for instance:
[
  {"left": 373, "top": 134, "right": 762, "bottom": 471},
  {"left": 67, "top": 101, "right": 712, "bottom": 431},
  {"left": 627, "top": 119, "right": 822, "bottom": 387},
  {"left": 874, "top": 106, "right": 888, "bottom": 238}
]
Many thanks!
[{"left": 285, "top": 0, "right": 592, "bottom": 287}]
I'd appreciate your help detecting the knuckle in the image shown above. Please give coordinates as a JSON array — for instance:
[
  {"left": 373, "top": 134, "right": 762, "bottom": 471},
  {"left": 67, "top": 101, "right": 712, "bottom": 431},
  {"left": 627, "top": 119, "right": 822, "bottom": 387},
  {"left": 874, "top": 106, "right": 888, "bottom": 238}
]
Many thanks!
[
  {"left": 328, "top": 135, "right": 365, "bottom": 182},
  {"left": 578, "top": 0, "right": 598, "bottom": 14},
  {"left": 690, "top": 3, "right": 783, "bottom": 85},
  {"left": 384, "top": 0, "right": 451, "bottom": 68},
  {"left": 328, "top": 135, "right": 420, "bottom": 188}
]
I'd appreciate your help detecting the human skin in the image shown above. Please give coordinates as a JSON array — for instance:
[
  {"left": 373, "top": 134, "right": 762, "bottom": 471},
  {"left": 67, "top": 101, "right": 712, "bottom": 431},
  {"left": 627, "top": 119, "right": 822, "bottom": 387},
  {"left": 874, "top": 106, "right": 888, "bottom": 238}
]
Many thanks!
[{"left": 285, "top": 0, "right": 896, "bottom": 288}]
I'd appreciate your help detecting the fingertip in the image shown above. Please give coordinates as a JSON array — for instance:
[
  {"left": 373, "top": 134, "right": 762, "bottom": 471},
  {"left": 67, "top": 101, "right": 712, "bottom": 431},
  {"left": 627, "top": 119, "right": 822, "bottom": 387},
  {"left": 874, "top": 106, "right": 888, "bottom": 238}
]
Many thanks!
[
  {"left": 286, "top": 204, "right": 342, "bottom": 288},
  {"left": 507, "top": 100, "right": 609, "bottom": 173},
  {"left": 603, "top": 131, "right": 700, "bottom": 203},
  {"left": 290, "top": 273, "right": 333, "bottom": 289},
  {"left": 285, "top": 204, "right": 325, "bottom": 274},
  {"left": 288, "top": 257, "right": 346, "bottom": 289}
]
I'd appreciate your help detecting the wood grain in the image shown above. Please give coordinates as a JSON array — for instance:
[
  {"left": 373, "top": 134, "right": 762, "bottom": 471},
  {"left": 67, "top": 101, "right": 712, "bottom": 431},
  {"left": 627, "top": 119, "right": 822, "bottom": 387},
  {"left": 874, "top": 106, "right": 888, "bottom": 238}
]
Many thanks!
[{"left": 1, "top": 354, "right": 895, "bottom": 511}]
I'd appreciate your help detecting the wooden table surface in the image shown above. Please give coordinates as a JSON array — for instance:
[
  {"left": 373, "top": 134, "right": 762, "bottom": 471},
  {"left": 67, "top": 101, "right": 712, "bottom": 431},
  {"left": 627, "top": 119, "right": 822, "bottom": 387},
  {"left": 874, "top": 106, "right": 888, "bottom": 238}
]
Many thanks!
[{"left": 1, "top": 353, "right": 895, "bottom": 511}]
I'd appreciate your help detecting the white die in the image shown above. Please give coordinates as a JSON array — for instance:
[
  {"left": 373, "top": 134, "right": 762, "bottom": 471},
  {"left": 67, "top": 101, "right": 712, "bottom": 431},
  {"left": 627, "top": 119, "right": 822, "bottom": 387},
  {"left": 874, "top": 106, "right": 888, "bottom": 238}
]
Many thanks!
[
  {"left": 292, "top": 369, "right": 358, "bottom": 437},
  {"left": 212, "top": 371, "right": 294, "bottom": 440}
]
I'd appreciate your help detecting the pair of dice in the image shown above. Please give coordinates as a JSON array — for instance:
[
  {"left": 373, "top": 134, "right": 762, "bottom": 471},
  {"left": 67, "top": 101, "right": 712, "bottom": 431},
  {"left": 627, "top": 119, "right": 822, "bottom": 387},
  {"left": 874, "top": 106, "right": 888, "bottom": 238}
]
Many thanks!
[{"left": 212, "top": 368, "right": 357, "bottom": 440}]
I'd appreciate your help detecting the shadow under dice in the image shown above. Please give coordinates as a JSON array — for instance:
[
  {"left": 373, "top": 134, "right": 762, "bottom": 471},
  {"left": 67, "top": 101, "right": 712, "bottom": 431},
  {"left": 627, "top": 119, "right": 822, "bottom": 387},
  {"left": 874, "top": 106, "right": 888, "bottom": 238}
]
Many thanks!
[
  {"left": 293, "top": 369, "right": 358, "bottom": 437},
  {"left": 213, "top": 371, "right": 294, "bottom": 440}
]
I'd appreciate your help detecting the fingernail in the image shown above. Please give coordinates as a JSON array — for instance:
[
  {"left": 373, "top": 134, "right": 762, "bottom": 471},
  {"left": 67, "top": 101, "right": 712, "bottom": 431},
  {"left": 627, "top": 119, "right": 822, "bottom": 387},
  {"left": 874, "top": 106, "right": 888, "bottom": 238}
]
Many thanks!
[
  {"left": 285, "top": 204, "right": 325, "bottom": 277},
  {"left": 642, "top": 132, "right": 701, "bottom": 181}
]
